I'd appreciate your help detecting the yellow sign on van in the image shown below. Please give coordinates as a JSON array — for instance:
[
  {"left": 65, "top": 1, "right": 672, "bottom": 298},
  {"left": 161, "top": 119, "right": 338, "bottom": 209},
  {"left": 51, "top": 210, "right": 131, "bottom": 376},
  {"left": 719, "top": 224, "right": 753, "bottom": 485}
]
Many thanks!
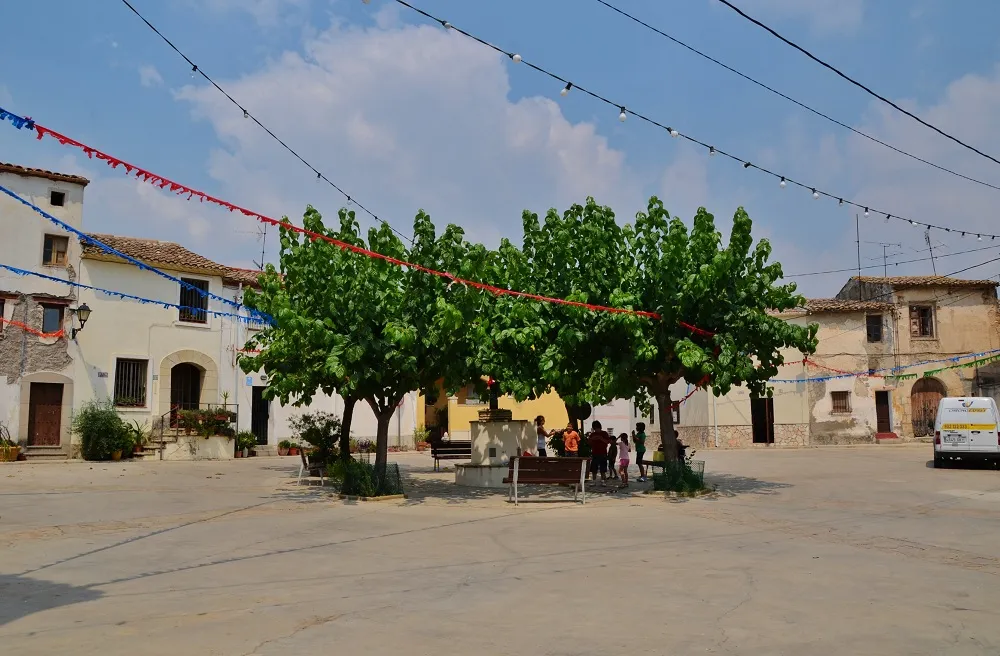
[{"left": 941, "top": 423, "right": 997, "bottom": 430}]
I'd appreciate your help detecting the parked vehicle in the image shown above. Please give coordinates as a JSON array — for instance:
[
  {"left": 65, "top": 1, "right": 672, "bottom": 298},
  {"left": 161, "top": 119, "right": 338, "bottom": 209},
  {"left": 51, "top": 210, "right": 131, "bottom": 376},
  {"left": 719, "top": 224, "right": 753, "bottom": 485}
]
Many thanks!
[{"left": 933, "top": 397, "right": 1000, "bottom": 467}]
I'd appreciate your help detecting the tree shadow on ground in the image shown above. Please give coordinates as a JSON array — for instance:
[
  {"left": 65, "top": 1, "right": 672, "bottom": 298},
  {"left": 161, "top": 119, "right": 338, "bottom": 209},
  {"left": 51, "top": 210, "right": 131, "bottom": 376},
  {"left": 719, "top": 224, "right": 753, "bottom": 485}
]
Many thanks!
[
  {"left": 401, "top": 472, "right": 589, "bottom": 505},
  {"left": 0, "top": 574, "right": 103, "bottom": 626},
  {"left": 701, "top": 473, "right": 793, "bottom": 499}
]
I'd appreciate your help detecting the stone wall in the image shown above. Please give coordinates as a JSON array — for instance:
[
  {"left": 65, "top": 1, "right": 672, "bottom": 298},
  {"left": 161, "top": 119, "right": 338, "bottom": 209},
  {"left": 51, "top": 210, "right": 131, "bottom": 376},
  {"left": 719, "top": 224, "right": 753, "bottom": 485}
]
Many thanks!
[{"left": 678, "top": 423, "right": 808, "bottom": 449}]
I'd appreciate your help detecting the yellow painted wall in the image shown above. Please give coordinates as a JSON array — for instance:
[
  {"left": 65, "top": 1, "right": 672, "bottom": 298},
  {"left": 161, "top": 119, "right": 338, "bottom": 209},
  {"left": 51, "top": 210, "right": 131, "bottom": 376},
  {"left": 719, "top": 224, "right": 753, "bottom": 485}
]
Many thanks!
[{"left": 417, "top": 385, "right": 569, "bottom": 440}]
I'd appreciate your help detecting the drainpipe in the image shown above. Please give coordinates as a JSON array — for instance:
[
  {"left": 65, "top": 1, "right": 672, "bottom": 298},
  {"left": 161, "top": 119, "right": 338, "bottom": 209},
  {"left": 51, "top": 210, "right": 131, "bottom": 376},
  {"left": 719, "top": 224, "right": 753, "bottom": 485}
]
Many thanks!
[{"left": 712, "top": 388, "right": 719, "bottom": 448}]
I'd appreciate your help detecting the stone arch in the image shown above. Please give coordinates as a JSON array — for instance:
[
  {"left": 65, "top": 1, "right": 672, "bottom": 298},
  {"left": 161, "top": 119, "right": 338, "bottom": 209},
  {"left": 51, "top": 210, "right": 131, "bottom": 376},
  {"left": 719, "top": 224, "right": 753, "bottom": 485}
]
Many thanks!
[
  {"left": 910, "top": 377, "right": 946, "bottom": 437},
  {"left": 158, "top": 350, "right": 219, "bottom": 417}
]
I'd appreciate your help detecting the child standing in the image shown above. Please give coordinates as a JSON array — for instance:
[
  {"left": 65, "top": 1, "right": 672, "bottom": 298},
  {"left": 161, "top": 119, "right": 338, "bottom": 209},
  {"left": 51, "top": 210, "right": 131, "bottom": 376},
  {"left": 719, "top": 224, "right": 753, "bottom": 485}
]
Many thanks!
[
  {"left": 633, "top": 422, "right": 648, "bottom": 482},
  {"left": 617, "top": 433, "right": 630, "bottom": 487},
  {"left": 563, "top": 423, "right": 580, "bottom": 457}
]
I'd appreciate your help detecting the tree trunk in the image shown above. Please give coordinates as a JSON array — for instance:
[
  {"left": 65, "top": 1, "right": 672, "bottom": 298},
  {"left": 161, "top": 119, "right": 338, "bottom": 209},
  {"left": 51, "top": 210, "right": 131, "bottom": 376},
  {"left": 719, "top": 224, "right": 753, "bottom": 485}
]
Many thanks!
[
  {"left": 368, "top": 397, "right": 396, "bottom": 478},
  {"left": 656, "top": 390, "right": 678, "bottom": 462},
  {"left": 339, "top": 396, "right": 357, "bottom": 463}
]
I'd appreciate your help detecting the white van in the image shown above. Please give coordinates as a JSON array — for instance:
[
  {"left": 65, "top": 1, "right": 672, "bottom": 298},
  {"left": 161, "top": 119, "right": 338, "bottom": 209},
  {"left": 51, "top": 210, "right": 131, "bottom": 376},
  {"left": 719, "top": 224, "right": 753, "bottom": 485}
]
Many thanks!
[{"left": 933, "top": 397, "right": 1000, "bottom": 467}]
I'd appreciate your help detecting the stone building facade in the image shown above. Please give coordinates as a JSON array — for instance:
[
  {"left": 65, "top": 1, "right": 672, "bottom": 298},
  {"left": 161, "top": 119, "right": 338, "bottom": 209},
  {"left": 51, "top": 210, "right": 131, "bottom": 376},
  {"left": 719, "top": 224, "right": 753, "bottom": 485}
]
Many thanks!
[{"left": 674, "top": 277, "right": 1000, "bottom": 449}]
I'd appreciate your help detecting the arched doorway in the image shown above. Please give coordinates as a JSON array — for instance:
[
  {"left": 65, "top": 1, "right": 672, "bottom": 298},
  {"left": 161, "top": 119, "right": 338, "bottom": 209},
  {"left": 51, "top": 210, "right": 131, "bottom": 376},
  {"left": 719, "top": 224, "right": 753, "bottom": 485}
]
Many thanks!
[
  {"left": 911, "top": 377, "right": 946, "bottom": 437},
  {"left": 170, "top": 363, "right": 203, "bottom": 412}
]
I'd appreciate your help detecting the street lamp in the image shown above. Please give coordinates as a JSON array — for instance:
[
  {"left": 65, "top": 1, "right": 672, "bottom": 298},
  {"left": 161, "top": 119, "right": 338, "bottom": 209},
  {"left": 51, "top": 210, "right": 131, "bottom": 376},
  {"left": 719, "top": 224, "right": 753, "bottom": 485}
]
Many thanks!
[{"left": 71, "top": 303, "right": 91, "bottom": 339}]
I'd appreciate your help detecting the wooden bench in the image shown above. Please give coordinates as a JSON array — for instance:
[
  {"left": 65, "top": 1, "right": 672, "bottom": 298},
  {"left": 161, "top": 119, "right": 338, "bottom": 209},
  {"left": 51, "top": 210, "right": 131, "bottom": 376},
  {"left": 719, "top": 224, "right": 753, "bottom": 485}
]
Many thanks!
[
  {"left": 430, "top": 440, "right": 472, "bottom": 471},
  {"left": 298, "top": 451, "right": 326, "bottom": 486},
  {"left": 503, "top": 456, "right": 590, "bottom": 506}
]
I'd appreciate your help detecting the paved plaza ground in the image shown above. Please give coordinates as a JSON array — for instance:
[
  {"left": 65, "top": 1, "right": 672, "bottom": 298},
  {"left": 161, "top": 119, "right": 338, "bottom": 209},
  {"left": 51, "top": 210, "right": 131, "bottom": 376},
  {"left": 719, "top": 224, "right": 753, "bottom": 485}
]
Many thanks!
[{"left": 2, "top": 445, "right": 999, "bottom": 655}]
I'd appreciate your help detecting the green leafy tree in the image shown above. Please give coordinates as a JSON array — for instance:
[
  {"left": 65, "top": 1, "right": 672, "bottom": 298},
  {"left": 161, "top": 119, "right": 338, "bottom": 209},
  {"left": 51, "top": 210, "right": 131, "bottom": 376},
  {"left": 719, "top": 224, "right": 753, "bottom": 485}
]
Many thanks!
[
  {"left": 474, "top": 198, "right": 632, "bottom": 429},
  {"left": 241, "top": 206, "right": 483, "bottom": 476},
  {"left": 613, "top": 198, "right": 818, "bottom": 460}
]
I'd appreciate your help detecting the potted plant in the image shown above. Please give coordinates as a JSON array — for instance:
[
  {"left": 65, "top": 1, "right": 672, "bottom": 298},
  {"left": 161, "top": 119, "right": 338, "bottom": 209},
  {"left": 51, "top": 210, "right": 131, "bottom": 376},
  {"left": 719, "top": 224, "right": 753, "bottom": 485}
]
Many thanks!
[
  {"left": 278, "top": 439, "right": 291, "bottom": 456},
  {"left": 288, "top": 442, "right": 300, "bottom": 456},
  {"left": 413, "top": 424, "right": 431, "bottom": 452},
  {"left": 0, "top": 423, "right": 19, "bottom": 462},
  {"left": 126, "top": 420, "right": 149, "bottom": 455},
  {"left": 235, "top": 431, "right": 256, "bottom": 458}
]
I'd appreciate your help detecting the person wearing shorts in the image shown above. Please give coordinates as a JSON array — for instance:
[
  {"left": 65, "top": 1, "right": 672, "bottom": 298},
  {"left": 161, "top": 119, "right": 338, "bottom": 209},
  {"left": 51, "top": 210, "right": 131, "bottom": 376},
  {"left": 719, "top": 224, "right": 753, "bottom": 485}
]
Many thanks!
[
  {"left": 617, "top": 433, "right": 631, "bottom": 487},
  {"left": 587, "top": 421, "right": 610, "bottom": 485},
  {"left": 633, "top": 422, "right": 648, "bottom": 482},
  {"left": 534, "top": 415, "right": 553, "bottom": 457}
]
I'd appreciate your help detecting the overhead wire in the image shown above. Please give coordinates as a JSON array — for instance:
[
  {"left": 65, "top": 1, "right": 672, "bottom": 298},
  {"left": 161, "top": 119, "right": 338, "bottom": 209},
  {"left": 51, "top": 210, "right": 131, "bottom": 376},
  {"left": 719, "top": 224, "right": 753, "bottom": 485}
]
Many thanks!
[
  {"left": 389, "top": 0, "right": 1000, "bottom": 240},
  {"left": 118, "top": 0, "right": 414, "bottom": 245},
  {"left": 713, "top": 0, "right": 1000, "bottom": 169},
  {"left": 594, "top": 0, "right": 1000, "bottom": 193}
]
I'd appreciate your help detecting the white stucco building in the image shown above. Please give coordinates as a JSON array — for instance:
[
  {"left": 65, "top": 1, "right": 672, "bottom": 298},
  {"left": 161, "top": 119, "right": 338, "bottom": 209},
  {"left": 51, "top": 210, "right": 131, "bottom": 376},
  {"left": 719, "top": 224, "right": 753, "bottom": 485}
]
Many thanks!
[{"left": 0, "top": 162, "right": 417, "bottom": 460}]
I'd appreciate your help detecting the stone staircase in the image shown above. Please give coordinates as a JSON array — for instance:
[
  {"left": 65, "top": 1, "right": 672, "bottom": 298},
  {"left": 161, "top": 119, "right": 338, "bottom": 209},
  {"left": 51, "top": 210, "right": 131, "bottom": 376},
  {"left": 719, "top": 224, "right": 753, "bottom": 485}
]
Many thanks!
[{"left": 23, "top": 445, "right": 68, "bottom": 461}]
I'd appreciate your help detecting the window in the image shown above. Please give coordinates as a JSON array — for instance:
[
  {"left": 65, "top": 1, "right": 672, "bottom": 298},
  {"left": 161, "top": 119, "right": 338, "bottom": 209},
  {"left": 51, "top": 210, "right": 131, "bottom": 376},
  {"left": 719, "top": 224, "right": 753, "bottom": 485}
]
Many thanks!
[
  {"left": 114, "top": 358, "right": 148, "bottom": 407},
  {"left": 49, "top": 190, "right": 65, "bottom": 207},
  {"left": 462, "top": 385, "right": 481, "bottom": 405},
  {"left": 41, "top": 304, "right": 64, "bottom": 334},
  {"left": 831, "top": 391, "right": 851, "bottom": 414},
  {"left": 42, "top": 235, "right": 68, "bottom": 266},
  {"left": 909, "top": 305, "right": 935, "bottom": 338},
  {"left": 866, "top": 314, "right": 883, "bottom": 343},
  {"left": 178, "top": 278, "right": 209, "bottom": 323}
]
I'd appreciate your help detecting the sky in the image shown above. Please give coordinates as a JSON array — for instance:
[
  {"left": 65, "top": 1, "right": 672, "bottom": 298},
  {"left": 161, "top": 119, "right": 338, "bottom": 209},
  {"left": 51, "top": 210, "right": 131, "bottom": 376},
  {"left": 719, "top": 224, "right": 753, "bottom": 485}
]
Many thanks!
[{"left": 3, "top": 0, "right": 1000, "bottom": 298}]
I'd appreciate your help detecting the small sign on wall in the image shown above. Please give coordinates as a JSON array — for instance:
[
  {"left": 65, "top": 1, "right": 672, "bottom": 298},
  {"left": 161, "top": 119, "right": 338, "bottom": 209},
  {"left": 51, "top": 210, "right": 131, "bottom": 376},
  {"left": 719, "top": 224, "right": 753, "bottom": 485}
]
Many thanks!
[
  {"left": 246, "top": 376, "right": 253, "bottom": 387},
  {"left": 97, "top": 371, "right": 108, "bottom": 379}
]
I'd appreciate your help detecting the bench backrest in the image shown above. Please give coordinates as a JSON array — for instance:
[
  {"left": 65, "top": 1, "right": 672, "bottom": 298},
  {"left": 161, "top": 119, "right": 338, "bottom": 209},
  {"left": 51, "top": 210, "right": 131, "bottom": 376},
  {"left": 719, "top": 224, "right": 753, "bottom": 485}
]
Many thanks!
[
  {"left": 431, "top": 441, "right": 472, "bottom": 456},
  {"left": 509, "top": 457, "right": 587, "bottom": 483}
]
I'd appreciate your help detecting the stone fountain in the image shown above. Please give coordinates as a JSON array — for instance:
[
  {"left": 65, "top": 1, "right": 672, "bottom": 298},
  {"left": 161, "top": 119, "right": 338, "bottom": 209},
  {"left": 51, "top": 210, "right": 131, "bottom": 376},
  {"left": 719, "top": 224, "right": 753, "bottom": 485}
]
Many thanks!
[{"left": 454, "top": 380, "right": 532, "bottom": 488}]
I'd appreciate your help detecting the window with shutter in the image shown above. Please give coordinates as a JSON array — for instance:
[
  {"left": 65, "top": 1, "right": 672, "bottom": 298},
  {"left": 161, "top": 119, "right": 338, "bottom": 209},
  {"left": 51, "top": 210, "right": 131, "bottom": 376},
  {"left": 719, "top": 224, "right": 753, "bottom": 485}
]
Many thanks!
[{"left": 909, "top": 305, "right": 934, "bottom": 337}]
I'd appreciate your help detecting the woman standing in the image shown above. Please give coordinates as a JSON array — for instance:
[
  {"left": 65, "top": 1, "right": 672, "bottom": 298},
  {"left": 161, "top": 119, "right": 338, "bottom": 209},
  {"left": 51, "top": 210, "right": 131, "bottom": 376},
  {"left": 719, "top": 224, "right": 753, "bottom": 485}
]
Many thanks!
[{"left": 534, "top": 415, "right": 553, "bottom": 456}]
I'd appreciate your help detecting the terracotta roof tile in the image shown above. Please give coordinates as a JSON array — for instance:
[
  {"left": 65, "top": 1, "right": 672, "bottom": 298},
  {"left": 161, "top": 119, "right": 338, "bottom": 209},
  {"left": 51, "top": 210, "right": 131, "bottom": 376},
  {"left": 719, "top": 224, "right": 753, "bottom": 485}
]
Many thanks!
[
  {"left": 82, "top": 234, "right": 261, "bottom": 287},
  {"left": 804, "top": 298, "right": 894, "bottom": 313},
  {"left": 0, "top": 162, "right": 90, "bottom": 186},
  {"left": 852, "top": 275, "right": 997, "bottom": 289}
]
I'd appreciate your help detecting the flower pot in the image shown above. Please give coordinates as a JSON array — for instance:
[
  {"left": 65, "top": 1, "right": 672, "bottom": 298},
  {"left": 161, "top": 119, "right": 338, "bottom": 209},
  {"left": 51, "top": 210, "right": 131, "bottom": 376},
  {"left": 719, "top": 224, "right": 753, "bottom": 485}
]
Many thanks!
[
  {"left": 0, "top": 446, "right": 20, "bottom": 462},
  {"left": 249, "top": 449, "right": 256, "bottom": 457},
  {"left": 234, "top": 450, "right": 243, "bottom": 458},
  {"left": 111, "top": 450, "right": 123, "bottom": 461},
  {"left": 133, "top": 444, "right": 144, "bottom": 454},
  {"left": 242, "top": 448, "right": 249, "bottom": 458},
  {"left": 278, "top": 448, "right": 289, "bottom": 456},
  {"left": 289, "top": 448, "right": 299, "bottom": 456}
]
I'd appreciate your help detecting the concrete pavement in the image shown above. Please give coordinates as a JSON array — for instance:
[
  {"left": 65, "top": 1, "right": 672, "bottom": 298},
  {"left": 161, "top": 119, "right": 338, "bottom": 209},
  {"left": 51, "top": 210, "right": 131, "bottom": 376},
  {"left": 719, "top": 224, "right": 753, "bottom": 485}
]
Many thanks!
[{"left": 1, "top": 446, "right": 999, "bottom": 654}]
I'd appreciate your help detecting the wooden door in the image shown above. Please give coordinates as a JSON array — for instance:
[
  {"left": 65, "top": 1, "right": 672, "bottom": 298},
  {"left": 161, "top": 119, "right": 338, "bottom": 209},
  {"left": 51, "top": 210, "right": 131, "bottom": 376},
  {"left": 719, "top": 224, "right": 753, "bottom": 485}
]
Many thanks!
[
  {"left": 875, "top": 391, "right": 891, "bottom": 433},
  {"left": 27, "top": 383, "right": 63, "bottom": 446},
  {"left": 911, "top": 378, "right": 946, "bottom": 437}
]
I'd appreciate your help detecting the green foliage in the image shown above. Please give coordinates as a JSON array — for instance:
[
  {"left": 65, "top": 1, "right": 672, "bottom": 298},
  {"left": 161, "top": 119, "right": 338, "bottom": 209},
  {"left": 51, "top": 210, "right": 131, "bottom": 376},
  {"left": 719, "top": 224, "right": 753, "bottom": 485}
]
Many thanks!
[
  {"left": 328, "top": 458, "right": 404, "bottom": 497},
  {"left": 288, "top": 411, "right": 341, "bottom": 463},
  {"left": 651, "top": 458, "right": 706, "bottom": 494},
  {"left": 240, "top": 206, "right": 485, "bottom": 473},
  {"left": 413, "top": 424, "right": 431, "bottom": 445},
  {"left": 278, "top": 439, "right": 292, "bottom": 450},
  {"left": 123, "top": 420, "right": 149, "bottom": 451},
  {"left": 235, "top": 431, "right": 257, "bottom": 451},
  {"left": 73, "top": 399, "right": 129, "bottom": 461}
]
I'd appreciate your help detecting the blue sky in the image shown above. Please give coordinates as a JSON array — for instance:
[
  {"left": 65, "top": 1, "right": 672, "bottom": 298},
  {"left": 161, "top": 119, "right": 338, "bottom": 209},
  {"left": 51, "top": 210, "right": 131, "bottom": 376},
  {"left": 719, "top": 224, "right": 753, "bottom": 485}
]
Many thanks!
[{"left": 3, "top": 0, "right": 1000, "bottom": 297}]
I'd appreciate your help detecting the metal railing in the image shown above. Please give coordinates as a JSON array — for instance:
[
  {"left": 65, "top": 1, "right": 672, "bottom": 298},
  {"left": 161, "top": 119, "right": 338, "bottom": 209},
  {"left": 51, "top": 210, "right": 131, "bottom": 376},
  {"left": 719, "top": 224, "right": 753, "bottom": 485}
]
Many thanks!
[{"left": 154, "top": 403, "right": 239, "bottom": 460}]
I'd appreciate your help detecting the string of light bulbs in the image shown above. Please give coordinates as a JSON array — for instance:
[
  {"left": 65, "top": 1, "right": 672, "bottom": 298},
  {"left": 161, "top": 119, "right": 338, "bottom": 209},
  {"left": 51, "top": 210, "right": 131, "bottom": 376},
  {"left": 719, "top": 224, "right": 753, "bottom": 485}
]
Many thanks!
[
  {"left": 713, "top": 0, "right": 1000, "bottom": 170},
  {"left": 387, "top": 0, "right": 1000, "bottom": 241},
  {"left": 117, "top": 0, "right": 414, "bottom": 246},
  {"left": 594, "top": 0, "right": 1000, "bottom": 194},
  {"left": 0, "top": 264, "right": 269, "bottom": 325},
  {"left": 784, "top": 243, "right": 1000, "bottom": 278}
]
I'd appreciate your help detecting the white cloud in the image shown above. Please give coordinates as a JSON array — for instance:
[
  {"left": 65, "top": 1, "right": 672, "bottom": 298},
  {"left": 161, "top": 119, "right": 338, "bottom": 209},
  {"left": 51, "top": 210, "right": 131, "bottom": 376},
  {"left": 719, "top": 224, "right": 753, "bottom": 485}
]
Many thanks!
[
  {"left": 138, "top": 65, "right": 164, "bottom": 88},
  {"left": 196, "top": 0, "right": 311, "bottom": 26},
  {"left": 175, "top": 19, "right": 642, "bottom": 248},
  {"left": 735, "top": 0, "right": 865, "bottom": 34}
]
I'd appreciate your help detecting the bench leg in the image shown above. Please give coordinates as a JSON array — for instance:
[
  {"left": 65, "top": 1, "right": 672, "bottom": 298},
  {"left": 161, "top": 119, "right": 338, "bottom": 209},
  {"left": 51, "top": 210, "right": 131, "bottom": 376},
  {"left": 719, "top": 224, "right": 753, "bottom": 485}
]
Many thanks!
[
  {"left": 513, "top": 483, "right": 518, "bottom": 506},
  {"left": 573, "top": 484, "right": 578, "bottom": 502},
  {"left": 297, "top": 462, "right": 304, "bottom": 485}
]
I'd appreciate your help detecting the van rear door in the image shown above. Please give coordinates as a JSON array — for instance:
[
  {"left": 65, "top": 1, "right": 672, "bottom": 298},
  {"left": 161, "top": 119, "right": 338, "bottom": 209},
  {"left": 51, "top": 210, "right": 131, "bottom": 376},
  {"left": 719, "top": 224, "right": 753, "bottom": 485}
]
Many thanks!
[
  {"left": 938, "top": 399, "right": 972, "bottom": 452},
  {"left": 967, "top": 398, "right": 1000, "bottom": 452}
]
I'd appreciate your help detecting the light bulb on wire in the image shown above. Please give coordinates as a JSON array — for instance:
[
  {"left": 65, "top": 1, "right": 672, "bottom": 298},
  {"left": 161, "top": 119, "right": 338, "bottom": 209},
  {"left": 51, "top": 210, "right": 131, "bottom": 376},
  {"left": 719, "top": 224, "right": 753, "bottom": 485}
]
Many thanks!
[
  {"left": 709, "top": 146, "right": 716, "bottom": 157},
  {"left": 618, "top": 107, "right": 627, "bottom": 122},
  {"left": 779, "top": 177, "right": 786, "bottom": 188},
  {"left": 511, "top": 54, "right": 522, "bottom": 64},
  {"left": 560, "top": 82, "right": 571, "bottom": 97},
  {"left": 978, "top": 234, "right": 983, "bottom": 240},
  {"left": 811, "top": 189, "right": 819, "bottom": 200},
  {"left": 190, "top": 65, "right": 198, "bottom": 78},
  {"left": 864, "top": 208, "right": 869, "bottom": 217},
  {"left": 910, "top": 220, "right": 917, "bottom": 226},
  {"left": 243, "top": 109, "right": 248, "bottom": 119},
  {"left": 669, "top": 128, "right": 679, "bottom": 138}
]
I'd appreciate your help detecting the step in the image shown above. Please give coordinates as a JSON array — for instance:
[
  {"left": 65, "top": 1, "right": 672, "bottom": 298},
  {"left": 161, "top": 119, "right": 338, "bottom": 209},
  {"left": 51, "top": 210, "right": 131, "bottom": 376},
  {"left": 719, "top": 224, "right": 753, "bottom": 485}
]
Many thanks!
[
  {"left": 254, "top": 445, "right": 278, "bottom": 457},
  {"left": 23, "top": 446, "right": 68, "bottom": 461},
  {"left": 875, "top": 432, "right": 902, "bottom": 445}
]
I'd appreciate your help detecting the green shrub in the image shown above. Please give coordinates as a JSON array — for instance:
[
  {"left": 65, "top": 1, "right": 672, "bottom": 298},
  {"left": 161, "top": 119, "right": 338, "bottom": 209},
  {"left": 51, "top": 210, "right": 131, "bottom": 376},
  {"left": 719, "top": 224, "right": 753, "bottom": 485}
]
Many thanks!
[
  {"left": 278, "top": 439, "right": 292, "bottom": 449},
  {"left": 328, "top": 459, "right": 403, "bottom": 497},
  {"left": 73, "top": 399, "right": 129, "bottom": 461},
  {"left": 547, "top": 428, "right": 591, "bottom": 457},
  {"left": 288, "top": 411, "right": 341, "bottom": 463},
  {"left": 235, "top": 431, "right": 257, "bottom": 451},
  {"left": 651, "top": 459, "right": 706, "bottom": 494}
]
